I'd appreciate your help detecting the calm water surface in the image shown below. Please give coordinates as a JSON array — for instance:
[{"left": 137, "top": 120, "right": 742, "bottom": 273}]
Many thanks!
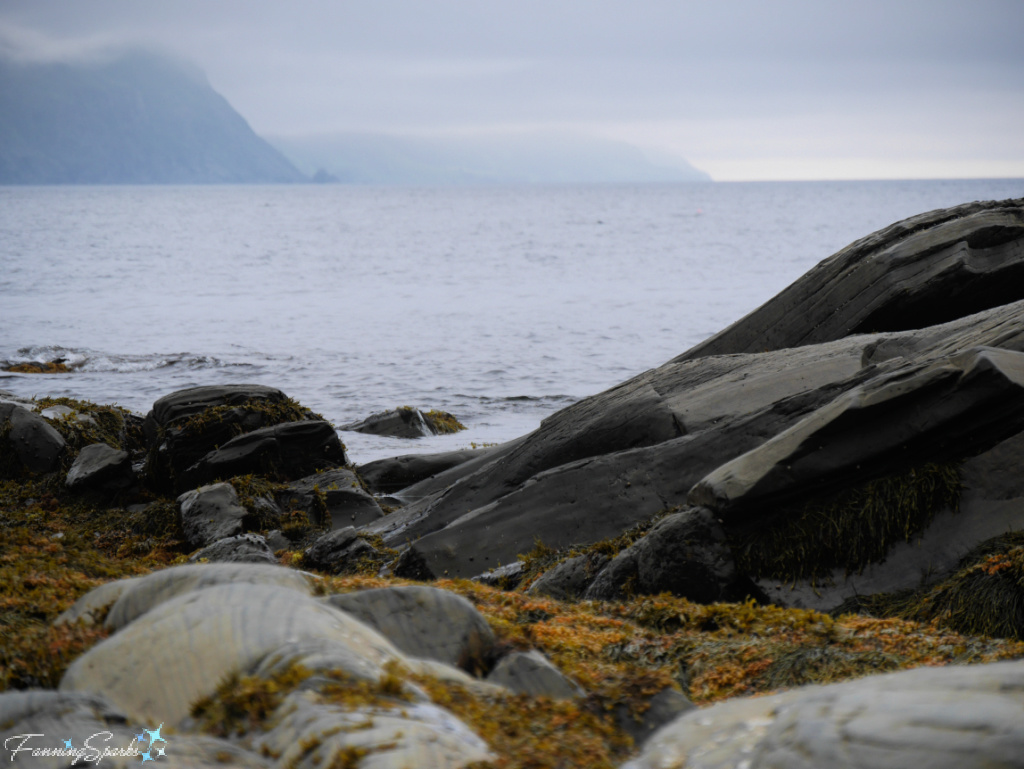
[{"left": 2, "top": 180, "right": 1021, "bottom": 461}]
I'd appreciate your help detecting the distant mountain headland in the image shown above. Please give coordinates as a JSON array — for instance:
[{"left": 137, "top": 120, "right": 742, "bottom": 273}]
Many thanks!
[
  {"left": 0, "top": 50, "right": 305, "bottom": 184},
  {"left": 0, "top": 47, "right": 710, "bottom": 186},
  {"left": 271, "top": 131, "right": 712, "bottom": 185}
]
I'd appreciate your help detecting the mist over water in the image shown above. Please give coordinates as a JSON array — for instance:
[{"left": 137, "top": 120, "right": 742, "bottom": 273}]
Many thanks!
[{"left": 2, "top": 179, "right": 1022, "bottom": 462}]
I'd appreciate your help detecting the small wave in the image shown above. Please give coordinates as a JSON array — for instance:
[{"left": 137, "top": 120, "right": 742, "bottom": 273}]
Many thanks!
[{"left": 5, "top": 346, "right": 258, "bottom": 374}]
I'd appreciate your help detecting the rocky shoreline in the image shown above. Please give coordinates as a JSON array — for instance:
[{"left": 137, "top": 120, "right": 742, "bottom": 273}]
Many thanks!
[{"left": 2, "top": 198, "right": 1024, "bottom": 768}]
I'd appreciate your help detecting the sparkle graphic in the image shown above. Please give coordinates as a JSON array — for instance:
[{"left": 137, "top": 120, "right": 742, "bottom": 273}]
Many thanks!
[
  {"left": 64, "top": 739, "right": 74, "bottom": 750},
  {"left": 139, "top": 723, "right": 167, "bottom": 762}
]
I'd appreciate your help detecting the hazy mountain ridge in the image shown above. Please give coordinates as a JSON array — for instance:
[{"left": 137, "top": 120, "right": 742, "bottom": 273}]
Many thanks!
[
  {"left": 0, "top": 50, "right": 305, "bottom": 184},
  {"left": 271, "top": 131, "right": 713, "bottom": 185}
]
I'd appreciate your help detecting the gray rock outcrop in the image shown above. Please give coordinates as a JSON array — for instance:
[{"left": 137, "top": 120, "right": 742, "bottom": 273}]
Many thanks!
[
  {"left": 188, "top": 533, "right": 277, "bottom": 564},
  {"left": 65, "top": 442, "right": 134, "bottom": 491},
  {"left": 358, "top": 446, "right": 494, "bottom": 494},
  {"left": 623, "top": 657, "right": 1024, "bottom": 769},
  {"left": 484, "top": 650, "right": 584, "bottom": 699},
  {"left": 364, "top": 199, "right": 1024, "bottom": 610}
]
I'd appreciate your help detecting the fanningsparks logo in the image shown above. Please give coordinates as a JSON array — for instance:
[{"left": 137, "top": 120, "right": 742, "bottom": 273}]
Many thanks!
[{"left": 4, "top": 725, "right": 167, "bottom": 764}]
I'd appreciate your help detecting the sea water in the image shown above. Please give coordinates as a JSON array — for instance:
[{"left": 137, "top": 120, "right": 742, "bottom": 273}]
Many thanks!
[{"left": 2, "top": 179, "right": 1022, "bottom": 462}]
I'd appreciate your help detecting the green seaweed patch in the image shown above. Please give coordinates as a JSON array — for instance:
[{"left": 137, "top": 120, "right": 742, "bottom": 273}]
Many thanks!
[
  {"left": 423, "top": 409, "right": 467, "bottom": 435},
  {"left": 838, "top": 532, "right": 1024, "bottom": 640},
  {"left": 730, "top": 462, "right": 962, "bottom": 583}
]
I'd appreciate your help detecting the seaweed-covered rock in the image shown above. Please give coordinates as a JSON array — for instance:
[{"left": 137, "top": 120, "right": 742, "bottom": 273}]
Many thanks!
[
  {"left": 0, "top": 402, "right": 66, "bottom": 477},
  {"left": 177, "top": 482, "right": 250, "bottom": 548},
  {"left": 143, "top": 384, "right": 327, "bottom": 491},
  {"left": 326, "top": 585, "right": 495, "bottom": 674},
  {"left": 485, "top": 651, "right": 584, "bottom": 699},
  {"left": 623, "top": 657, "right": 1024, "bottom": 769},
  {"left": 342, "top": 407, "right": 465, "bottom": 439},
  {"left": 253, "top": 689, "right": 493, "bottom": 769},
  {"left": 180, "top": 420, "right": 346, "bottom": 489},
  {"left": 303, "top": 526, "right": 377, "bottom": 572},
  {"left": 188, "top": 533, "right": 277, "bottom": 565},
  {"left": 277, "top": 467, "right": 383, "bottom": 528},
  {"left": 65, "top": 442, "right": 134, "bottom": 491}
]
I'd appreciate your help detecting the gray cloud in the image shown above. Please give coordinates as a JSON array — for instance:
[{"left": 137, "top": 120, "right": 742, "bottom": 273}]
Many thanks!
[{"left": 2, "top": 0, "right": 1022, "bottom": 179}]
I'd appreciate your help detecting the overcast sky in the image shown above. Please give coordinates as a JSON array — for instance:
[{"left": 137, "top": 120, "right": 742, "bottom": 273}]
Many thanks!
[{"left": 2, "top": 0, "right": 1023, "bottom": 181}]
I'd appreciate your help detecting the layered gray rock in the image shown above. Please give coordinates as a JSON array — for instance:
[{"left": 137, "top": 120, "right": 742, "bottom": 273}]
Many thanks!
[
  {"left": 690, "top": 346, "right": 1024, "bottom": 518},
  {"left": 278, "top": 467, "right": 383, "bottom": 528},
  {"left": 682, "top": 198, "right": 1024, "bottom": 359},
  {"left": 180, "top": 420, "right": 347, "bottom": 489},
  {"left": 65, "top": 442, "right": 134, "bottom": 491},
  {"left": 0, "top": 402, "right": 66, "bottom": 476},
  {"left": 325, "top": 585, "right": 495, "bottom": 674},
  {"left": 358, "top": 446, "right": 495, "bottom": 494},
  {"left": 527, "top": 552, "right": 610, "bottom": 600},
  {"left": 177, "top": 482, "right": 249, "bottom": 548},
  {"left": 374, "top": 301, "right": 1024, "bottom": 583},
  {"left": 623, "top": 658, "right": 1024, "bottom": 769}
]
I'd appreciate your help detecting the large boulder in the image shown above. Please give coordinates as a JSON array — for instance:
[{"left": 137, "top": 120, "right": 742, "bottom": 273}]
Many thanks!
[
  {"left": 367, "top": 199, "right": 1024, "bottom": 587},
  {"left": 143, "top": 384, "right": 334, "bottom": 491},
  {"left": 177, "top": 482, "right": 250, "bottom": 549},
  {"left": 0, "top": 402, "right": 66, "bottom": 477},
  {"left": 624, "top": 658, "right": 1024, "bottom": 769}
]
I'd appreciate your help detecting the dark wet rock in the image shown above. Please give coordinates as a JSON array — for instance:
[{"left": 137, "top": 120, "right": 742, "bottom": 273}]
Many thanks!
[
  {"left": 0, "top": 402, "right": 66, "bottom": 477},
  {"left": 177, "top": 482, "right": 249, "bottom": 548},
  {"left": 633, "top": 507, "right": 741, "bottom": 601},
  {"left": 180, "top": 420, "right": 346, "bottom": 490},
  {"left": 683, "top": 198, "right": 1024, "bottom": 359},
  {"left": 586, "top": 507, "right": 742, "bottom": 603},
  {"left": 277, "top": 467, "right": 383, "bottom": 528},
  {"left": 326, "top": 585, "right": 495, "bottom": 673},
  {"left": 527, "top": 552, "right": 610, "bottom": 600},
  {"left": 303, "top": 526, "right": 377, "bottom": 572},
  {"left": 65, "top": 442, "right": 134, "bottom": 491},
  {"left": 143, "top": 384, "right": 327, "bottom": 491},
  {"left": 341, "top": 406, "right": 434, "bottom": 438},
  {"left": 358, "top": 447, "right": 494, "bottom": 495},
  {"left": 615, "top": 688, "right": 696, "bottom": 748},
  {"left": 623, "top": 657, "right": 1024, "bottom": 769},
  {"left": 583, "top": 549, "right": 640, "bottom": 601},
  {"left": 188, "top": 533, "right": 277, "bottom": 565},
  {"left": 265, "top": 529, "right": 292, "bottom": 552},
  {"left": 485, "top": 650, "right": 584, "bottom": 699}
]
